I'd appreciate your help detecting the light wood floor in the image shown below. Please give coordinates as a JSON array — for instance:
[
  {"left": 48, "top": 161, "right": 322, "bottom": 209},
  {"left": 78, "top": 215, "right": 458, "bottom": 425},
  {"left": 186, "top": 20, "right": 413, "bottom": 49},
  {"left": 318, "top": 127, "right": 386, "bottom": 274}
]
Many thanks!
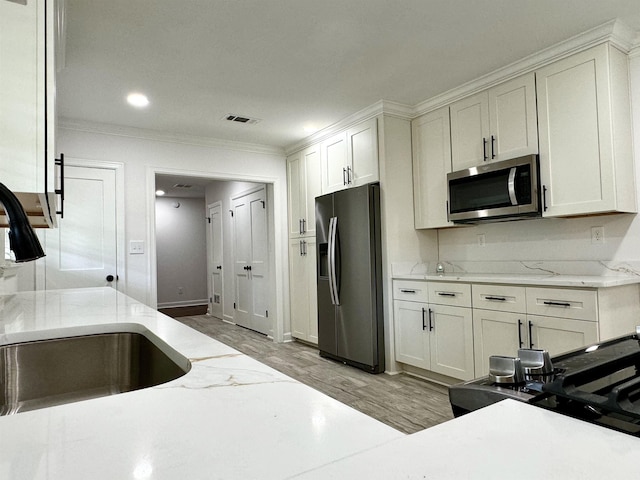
[{"left": 176, "top": 314, "right": 454, "bottom": 434}]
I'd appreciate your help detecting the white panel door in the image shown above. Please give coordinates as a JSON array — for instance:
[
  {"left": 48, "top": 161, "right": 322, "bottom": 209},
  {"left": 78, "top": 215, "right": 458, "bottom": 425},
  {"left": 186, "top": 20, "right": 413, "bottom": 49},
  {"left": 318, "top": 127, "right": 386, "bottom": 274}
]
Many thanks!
[
  {"left": 393, "top": 300, "right": 430, "bottom": 369},
  {"left": 249, "top": 191, "right": 269, "bottom": 335},
  {"left": 209, "top": 203, "right": 223, "bottom": 320},
  {"left": 44, "top": 165, "right": 118, "bottom": 289},
  {"left": 429, "top": 305, "right": 475, "bottom": 380},
  {"left": 473, "top": 309, "right": 526, "bottom": 377},
  {"left": 233, "top": 188, "right": 270, "bottom": 335},
  {"left": 233, "top": 195, "right": 252, "bottom": 329}
]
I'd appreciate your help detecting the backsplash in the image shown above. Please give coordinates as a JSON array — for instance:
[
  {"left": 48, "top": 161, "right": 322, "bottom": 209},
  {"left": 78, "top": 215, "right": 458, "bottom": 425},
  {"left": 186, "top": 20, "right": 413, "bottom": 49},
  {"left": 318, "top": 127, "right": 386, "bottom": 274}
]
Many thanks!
[{"left": 392, "top": 260, "right": 640, "bottom": 278}]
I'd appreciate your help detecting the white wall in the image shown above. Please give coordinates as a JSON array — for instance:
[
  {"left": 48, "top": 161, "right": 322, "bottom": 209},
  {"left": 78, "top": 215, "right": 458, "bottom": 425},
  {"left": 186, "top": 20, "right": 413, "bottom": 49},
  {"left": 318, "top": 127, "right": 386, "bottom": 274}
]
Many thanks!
[
  {"left": 437, "top": 53, "right": 640, "bottom": 270},
  {"left": 57, "top": 127, "right": 288, "bottom": 334},
  {"left": 204, "top": 179, "right": 265, "bottom": 323},
  {"left": 155, "top": 196, "right": 208, "bottom": 308}
]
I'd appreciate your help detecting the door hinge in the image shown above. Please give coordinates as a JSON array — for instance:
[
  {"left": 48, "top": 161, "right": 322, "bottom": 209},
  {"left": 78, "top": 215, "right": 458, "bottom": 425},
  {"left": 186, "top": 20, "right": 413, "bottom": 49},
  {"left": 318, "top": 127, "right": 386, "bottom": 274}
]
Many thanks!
[
  {"left": 266, "top": 310, "right": 268, "bottom": 318},
  {"left": 209, "top": 297, "right": 213, "bottom": 303}
]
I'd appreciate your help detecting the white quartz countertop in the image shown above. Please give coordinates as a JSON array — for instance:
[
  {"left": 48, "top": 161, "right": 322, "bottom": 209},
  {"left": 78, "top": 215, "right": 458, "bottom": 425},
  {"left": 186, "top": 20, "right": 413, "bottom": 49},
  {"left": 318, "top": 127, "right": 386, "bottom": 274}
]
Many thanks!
[
  {"left": 2, "top": 288, "right": 639, "bottom": 479},
  {"left": 291, "top": 399, "right": 640, "bottom": 480},
  {"left": 393, "top": 272, "right": 640, "bottom": 287},
  {"left": 0, "top": 288, "right": 403, "bottom": 479}
]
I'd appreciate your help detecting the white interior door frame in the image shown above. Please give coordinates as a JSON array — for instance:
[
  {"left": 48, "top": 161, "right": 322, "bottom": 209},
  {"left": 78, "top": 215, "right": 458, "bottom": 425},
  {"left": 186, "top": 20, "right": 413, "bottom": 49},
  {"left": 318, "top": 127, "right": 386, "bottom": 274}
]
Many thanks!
[
  {"left": 145, "top": 166, "right": 289, "bottom": 342},
  {"left": 35, "top": 157, "right": 126, "bottom": 293}
]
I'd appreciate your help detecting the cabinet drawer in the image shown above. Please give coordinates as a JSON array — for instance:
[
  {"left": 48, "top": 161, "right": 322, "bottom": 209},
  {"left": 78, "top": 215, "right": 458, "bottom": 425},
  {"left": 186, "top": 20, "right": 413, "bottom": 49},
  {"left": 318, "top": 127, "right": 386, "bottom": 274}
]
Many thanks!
[
  {"left": 526, "top": 287, "right": 597, "bottom": 321},
  {"left": 472, "top": 284, "right": 526, "bottom": 313},
  {"left": 427, "top": 282, "right": 471, "bottom": 307},
  {"left": 393, "top": 280, "right": 429, "bottom": 303}
]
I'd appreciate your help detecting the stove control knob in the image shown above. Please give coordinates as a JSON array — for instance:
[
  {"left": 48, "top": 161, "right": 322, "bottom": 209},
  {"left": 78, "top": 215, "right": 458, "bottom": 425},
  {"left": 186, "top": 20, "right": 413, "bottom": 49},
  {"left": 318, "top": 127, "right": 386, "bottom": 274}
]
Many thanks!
[
  {"left": 518, "top": 348, "right": 553, "bottom": 376},
  {"left": 488, "top": 356, "right": 525, "bottom": 385}
]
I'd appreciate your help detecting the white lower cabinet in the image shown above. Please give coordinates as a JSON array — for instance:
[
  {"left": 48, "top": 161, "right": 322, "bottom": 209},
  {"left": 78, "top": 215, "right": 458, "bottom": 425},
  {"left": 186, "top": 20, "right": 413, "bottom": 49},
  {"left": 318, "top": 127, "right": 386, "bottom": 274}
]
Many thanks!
[
  {"left": 395, "top": 280, "right": 640, "bottom": 380},
  {"left": 289, "top": 238, "right": 318, "bottom": 345},
  {"left": 526, "top": 315, "right": 597, "bottom": 357},
  {"left": 393, "top": 281, "right": 474, "bottom": 381},
  {"left": 473, "top": 309, "right": 525, "bottom": 377}
]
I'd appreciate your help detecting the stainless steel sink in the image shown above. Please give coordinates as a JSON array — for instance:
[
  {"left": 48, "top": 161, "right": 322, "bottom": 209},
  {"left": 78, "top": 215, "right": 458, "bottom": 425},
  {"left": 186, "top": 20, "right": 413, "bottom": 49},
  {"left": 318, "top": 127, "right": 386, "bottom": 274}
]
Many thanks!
[{"left": 0, "top": 326, "right": 191, "bottom": 415}]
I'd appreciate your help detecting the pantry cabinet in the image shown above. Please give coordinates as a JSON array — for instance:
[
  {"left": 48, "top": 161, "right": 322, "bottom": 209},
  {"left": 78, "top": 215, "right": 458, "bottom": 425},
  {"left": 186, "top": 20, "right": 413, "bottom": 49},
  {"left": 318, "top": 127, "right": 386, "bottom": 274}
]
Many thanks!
[
  {"left": 289, "top": 237, "right": 318, "bottom": 344},
  {"left": 287, "top": 144, "right": 321, "bottom": 239},
  {"left": 450, "top": 73, "right": 538, "bottom": 171},
  {"left": 536, "top": 43, "right": 636, "bottom": 217},
  {"left": 412, "top": 107, "right": 454, "bottom": 229},
  {"left": 321, "top": 118, "right": 378, "bottom": 194}
]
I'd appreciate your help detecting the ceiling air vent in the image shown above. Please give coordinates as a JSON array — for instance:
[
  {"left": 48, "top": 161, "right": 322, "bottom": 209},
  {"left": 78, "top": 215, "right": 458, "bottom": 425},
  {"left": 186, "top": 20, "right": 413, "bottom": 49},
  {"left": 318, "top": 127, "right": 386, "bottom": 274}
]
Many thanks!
[
  {"left": 172, "top": 184, "right": 193, "bottom": 189},
  {"left": 224, "top": 114, "right": 260, "bottom": 125}
]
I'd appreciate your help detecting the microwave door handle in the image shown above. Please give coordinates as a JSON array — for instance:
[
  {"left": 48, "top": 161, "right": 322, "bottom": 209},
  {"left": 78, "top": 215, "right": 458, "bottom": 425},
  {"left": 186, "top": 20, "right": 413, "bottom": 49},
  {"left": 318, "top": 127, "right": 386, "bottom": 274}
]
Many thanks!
[{"left": 507, "top": 167, "right": 518, "bottom": 205}]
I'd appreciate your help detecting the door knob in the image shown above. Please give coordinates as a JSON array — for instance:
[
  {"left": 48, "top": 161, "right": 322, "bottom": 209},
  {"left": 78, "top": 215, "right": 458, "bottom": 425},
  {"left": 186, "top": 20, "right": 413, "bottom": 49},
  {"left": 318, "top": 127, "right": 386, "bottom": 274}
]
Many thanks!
[
  {"left": 216, "top": 265, "right": 222, "bottom": 270},
  {"left": 106, "top": 274, "right": 115, "bottom": 282}
]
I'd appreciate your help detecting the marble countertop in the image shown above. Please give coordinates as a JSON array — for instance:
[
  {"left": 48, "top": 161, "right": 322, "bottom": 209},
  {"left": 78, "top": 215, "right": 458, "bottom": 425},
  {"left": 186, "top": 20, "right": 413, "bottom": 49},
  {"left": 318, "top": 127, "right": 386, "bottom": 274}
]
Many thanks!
[
  {"left": 393, "top": 272, "right": 640, "bottom": 287},
  {"left": 2, "top": 287, "right": 639, "bottom": 479}
]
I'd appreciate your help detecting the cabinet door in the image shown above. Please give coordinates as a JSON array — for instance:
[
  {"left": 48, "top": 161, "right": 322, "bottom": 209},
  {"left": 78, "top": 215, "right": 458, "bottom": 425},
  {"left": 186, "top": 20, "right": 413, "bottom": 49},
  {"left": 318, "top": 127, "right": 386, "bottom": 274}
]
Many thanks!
[
  {"left": 0, "top": 0, "right": 41, "bottom": 192},
  {"left": 429, "top": 305, "right": 475, "bottom": 380},
  {"left": 302, "top": 145, "right": 321, "bottom": 238},
  {"left": 305, "top": 238, "right": 318, "bottom": 344},
  {"left": 536, "top": 44, "right": 635, "bottom": 216},
  {"left": 412, "top": 107, "right": 454, "bottom": 229},
  {"left": 321, "top": 131, "right": 348, "bottom": 194},
  {"left": 287, "top": 151, "right": 305, "bottom": 237},
  {"left": 526, "top": 315, "right": 598, "bottom": 357},
  {"left": 394, "top": 300, "right": 430, "bottom": 369},
  {"left": 289, "top": 238, "right": 318, "bottom": 344},
  {"left": 347, "top": 118, "right": 378, "bottom": 187},
  {"left": 450, "top": 92, "right": 490, "bottom": 171},
  {"left": 473, "top": 310, "right": 526, "bottom": 377},
  {"left": 489, "top": 73, "right": 538, "bottom": 161}
]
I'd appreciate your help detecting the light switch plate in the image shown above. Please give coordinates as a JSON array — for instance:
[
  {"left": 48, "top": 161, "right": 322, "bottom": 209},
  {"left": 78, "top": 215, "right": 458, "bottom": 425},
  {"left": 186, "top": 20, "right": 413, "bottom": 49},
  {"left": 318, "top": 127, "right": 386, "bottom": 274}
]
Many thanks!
[{"left": 129, "top": 240, "right": 144, "bottom": 254}]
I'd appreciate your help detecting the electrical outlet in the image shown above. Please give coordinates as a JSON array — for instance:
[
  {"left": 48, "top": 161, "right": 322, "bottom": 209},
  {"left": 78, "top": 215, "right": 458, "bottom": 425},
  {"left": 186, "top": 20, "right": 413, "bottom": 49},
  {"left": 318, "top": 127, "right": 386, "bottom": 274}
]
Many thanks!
[
  {"left": 591, "top": 226, "right": 604, "bottom": 245},
  {"left": 477, "top": 233, "right": 486, "bottom": 247},
  {"left": 129, "top": 240, "right": 144, "bottom": 254},
  {"left": 178, "top": 287, "right": 184, "bottom": 295}
]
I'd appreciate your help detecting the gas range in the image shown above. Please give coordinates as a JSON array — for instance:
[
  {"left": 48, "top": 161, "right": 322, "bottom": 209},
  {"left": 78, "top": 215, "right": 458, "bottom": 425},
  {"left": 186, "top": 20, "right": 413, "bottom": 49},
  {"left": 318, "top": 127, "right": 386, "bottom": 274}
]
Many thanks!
[{"left": 449, "top": 330, "right": 640, "bottom": 437}]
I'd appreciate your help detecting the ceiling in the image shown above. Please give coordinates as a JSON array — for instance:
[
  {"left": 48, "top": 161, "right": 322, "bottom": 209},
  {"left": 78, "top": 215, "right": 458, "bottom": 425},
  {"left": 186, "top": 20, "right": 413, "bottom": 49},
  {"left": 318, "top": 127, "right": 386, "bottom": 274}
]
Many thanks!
[{"left": 57, "top": 0, "right": 640, "bottom": 150}]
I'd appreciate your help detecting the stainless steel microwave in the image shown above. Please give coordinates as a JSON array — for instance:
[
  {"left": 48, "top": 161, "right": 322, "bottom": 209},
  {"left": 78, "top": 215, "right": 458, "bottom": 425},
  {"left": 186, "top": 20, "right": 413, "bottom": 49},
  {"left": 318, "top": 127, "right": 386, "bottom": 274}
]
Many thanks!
[{"left": 447, "top": 155, "right": 540, "bottom": 223}]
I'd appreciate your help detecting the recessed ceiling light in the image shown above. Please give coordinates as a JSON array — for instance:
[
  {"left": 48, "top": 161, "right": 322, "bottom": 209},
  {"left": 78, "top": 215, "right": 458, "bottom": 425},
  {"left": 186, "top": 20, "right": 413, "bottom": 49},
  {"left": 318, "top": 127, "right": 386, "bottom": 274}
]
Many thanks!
[
  {"left": 127, "top": 92, "right": 149, "bottom": 108},
  {"left": 155, "top": 189, "right": 165, "bottom": 196}
]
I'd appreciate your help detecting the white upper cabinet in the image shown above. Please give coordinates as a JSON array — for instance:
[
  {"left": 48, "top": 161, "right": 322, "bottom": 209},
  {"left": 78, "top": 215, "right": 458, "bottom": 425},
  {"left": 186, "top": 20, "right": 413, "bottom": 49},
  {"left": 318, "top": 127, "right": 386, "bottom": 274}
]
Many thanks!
[
  {"left": 321, "top": 118, "right": 378, "bottom": 194},
  {"left": 450, "top": 73, "right": 538, "bottom": 172},
  {"left": 536, "top": 43, "right": 636, "bottom": 217},
  {"left": 287, "top": 144, "right": 321, "bottom": 238},
  {"left": 0, "top": 0, "right": 56, "bottom": 194},
  {"left": 412, "top": 107, "right": 454, "bottom": 229}
]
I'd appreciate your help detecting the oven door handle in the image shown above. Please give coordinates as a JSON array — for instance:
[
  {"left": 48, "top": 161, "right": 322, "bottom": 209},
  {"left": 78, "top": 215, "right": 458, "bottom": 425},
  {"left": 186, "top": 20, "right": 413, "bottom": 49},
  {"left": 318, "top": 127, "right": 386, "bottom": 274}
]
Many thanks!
[{"left": 508, "top": 167, "right": 518, "bottom": 205}]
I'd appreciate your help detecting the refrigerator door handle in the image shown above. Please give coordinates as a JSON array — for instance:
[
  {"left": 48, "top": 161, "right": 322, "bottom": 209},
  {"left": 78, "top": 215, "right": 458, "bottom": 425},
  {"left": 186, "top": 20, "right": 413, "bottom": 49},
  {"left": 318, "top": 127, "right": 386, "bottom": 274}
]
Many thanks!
[{"left": 328, "top": 216, "right": 340, "bottom": 305}]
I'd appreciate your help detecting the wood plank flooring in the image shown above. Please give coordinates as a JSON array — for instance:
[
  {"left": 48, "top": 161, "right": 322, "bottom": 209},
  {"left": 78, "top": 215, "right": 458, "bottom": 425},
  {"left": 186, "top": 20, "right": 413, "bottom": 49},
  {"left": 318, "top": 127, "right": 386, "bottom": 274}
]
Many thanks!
[{"left": 176, "top": 314, "right": 454, "bottom": 434}]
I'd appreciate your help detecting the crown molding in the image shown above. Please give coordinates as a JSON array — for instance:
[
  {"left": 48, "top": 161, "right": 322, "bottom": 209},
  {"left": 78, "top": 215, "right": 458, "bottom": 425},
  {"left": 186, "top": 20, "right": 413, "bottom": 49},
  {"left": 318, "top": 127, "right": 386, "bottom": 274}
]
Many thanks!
[
  {"left": 414, "top": 19, "right": 638, "bottom": 116},
  {"left": 58, "top": 118, "right": 286, "bottom": 157},
  {"left": 284, "top": 100, "right": 413, "bottom": 155}
]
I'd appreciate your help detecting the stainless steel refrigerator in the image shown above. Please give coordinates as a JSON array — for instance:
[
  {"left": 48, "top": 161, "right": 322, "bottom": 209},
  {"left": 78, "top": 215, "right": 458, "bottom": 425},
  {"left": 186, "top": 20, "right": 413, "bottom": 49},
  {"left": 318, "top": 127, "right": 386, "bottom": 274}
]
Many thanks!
[{"left": 315, "top": 183, "right": 384, "bottom": 373}]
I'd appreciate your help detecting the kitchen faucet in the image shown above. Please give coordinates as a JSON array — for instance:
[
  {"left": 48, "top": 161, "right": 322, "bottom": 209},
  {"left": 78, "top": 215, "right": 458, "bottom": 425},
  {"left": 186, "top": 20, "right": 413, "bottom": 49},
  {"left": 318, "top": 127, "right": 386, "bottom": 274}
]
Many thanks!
[{"left": 0, "top": 182, "right": 45, "bottom": 262}]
